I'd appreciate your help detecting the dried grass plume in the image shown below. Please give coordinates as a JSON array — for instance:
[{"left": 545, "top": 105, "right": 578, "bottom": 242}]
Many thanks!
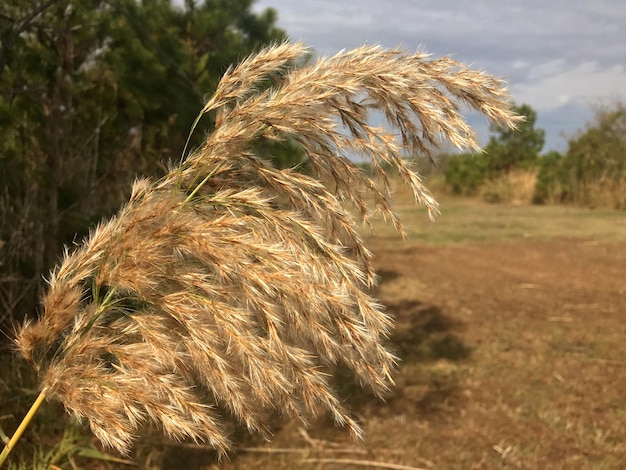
[{"left": 14, "top": 42, "right": 521, "bottom": 455}]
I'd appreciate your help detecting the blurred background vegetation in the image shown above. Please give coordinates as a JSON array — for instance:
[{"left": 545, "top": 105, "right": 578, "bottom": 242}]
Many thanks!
[
  {"left": 0, "top": 0, "right": 306, "bottom": 329},
  {"left": 442, "top": 102, "right": 626, "bottom": 208},
  {"left": 0, "top": 1, "right": 625, "bottom": 467}
]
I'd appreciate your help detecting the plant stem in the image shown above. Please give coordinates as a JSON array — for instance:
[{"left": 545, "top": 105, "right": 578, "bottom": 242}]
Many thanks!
[
  {"left": 0, "top": 389, "right": 47, "bottom": 467},
  {"left": 183, "top": 163, "right": 224, "bottom": 204},
  {"left": 0, "top": 288, "right": 116, "bottom": 467}
]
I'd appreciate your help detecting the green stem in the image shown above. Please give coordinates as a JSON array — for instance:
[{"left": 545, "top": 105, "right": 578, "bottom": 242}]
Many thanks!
[
  {"left": 83, "top": 287, "right": 117, "bottom": 335},
  {"left": 56, "top": 287, "right": 118, "bottom": 365},
  {"left": 183, "top": 163, "right": 224, "bottom": 205},
  {"left": 0, "top": 390, "right": 47, "bottom": 467}
]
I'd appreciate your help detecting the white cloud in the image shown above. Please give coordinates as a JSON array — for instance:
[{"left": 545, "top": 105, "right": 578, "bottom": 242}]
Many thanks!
[
  {"left": 253, "top": 0, "right": 626, "bottom": 150},
  {"left": 527, "top": 60, "right": 568, "bottom": 81},
  {"left": 512, "top": 62, "right": 626, "bottom": 111}
]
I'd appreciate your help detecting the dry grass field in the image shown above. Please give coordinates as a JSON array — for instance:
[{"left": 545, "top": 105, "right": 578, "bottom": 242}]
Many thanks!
[
  {"left": 3, "top": 193, "right": 626, "bottom": 470},
  {"left": 120, "top": 195, "right": 625, "bottom": 470},
  {"left": 2, "top": 195, "right": 625, "bottom": 469}
]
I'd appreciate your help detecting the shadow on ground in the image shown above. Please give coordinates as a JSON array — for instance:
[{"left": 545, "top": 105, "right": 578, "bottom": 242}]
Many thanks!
[
  {"left": 333, "top": 281, "right": 471, "bottom": 419},
  {"left": 155, "top": 270, "right": 472, "bottom": 468}
]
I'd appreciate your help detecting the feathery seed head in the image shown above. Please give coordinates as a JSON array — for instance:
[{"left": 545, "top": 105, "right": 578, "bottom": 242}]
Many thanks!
[{"left": 16, "top": 42, "right": 520, "bottom": 455}]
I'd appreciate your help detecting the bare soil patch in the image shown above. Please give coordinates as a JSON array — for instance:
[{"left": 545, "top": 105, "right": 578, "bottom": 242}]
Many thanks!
[{"left": 207, "top": 215, "right": 626, "bottom": 469}]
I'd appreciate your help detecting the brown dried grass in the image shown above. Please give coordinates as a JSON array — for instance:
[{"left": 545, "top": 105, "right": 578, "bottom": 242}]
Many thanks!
[
  {"left": 480, "top": 169, "right": 538, "bottom": 205},
  {"left": 13, "top": 42, "right": 520, "bottom": 456}
]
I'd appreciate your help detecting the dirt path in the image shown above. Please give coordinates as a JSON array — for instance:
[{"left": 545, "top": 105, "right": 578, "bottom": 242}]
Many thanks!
[
  {"left": 371, "top": 237, "right": 625, "bottom": 469},
  {"left": 213, "top": 236, "right": 626, "bottom": 469}
]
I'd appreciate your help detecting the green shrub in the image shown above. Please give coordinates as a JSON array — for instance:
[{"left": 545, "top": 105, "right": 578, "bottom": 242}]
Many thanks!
[
  {"left": 444, "top": 153, "right": 488, "bottom": 196},
  {"left": 533, "top": 151, "right": 566, "bottom": 204},
  {"left": 533, "top": 102, "right": 626, "bottom": 209},
  {"left": 484, "top": 103, "right": 544, "bottom": 174},
  {"left": 443, "top": 104, "right": 545, "bottom": 198}
]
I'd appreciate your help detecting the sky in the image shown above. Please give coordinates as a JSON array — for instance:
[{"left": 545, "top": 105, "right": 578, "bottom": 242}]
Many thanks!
[{"left": 252, "top": 0, "right": 626, "bottom": 153}]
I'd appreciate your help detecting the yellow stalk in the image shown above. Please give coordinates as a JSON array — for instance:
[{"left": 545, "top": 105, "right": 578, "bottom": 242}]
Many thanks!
[{"left": 0, "top": 389, "right": 47, "bottom": 467}]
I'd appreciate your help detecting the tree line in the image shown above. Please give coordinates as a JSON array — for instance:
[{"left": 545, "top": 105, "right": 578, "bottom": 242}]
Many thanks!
[{"left": 444, "top": 102, "right": 626, "bottom": 208}]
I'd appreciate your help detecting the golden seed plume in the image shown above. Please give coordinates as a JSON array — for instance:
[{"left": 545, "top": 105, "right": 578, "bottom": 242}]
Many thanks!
[{"left": 15, "top": 42, "right": 520, "bottom": 455}]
